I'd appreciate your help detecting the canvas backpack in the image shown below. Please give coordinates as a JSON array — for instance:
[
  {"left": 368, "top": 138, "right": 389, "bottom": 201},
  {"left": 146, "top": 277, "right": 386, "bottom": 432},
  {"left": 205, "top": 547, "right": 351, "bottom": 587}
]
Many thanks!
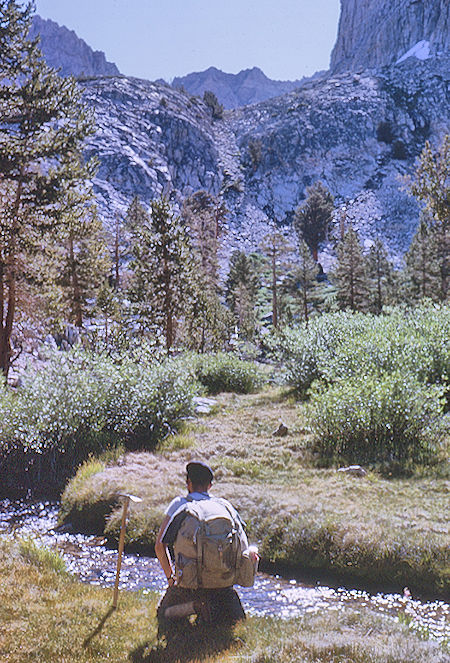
[{"left": 172, "top": 497, "right": 255, "bottom": 589}]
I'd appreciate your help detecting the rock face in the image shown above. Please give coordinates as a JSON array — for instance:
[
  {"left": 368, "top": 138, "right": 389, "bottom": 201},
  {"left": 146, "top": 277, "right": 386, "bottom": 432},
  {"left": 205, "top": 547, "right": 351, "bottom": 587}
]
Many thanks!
[
  {"left": 172, "top": 66, "right": 311, "bottom": 109},
  {"left": 331, "top": 0, "right": 450, "bottom": 73},
  {"left": 83, "top": 54, "right": 450, "bottom": 264},
  {"left": 30, "top": 15, "right": 120, "bottom": 77},
  {"left": 30, "top": 8, "right": 449, "bottom": 266},
  {"left": 82, "top": 77, "right": 220, "bottom": 219}
]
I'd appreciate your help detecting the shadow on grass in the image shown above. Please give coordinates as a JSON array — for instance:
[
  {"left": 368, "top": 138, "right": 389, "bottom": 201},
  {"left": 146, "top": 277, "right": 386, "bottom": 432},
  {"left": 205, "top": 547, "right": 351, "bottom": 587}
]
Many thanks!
[
  {"left": 83, "top": 606, "right": 115, "bottom": 648},
  {"left": 129, "top": 623, "right": 238, "bottom": 663}
]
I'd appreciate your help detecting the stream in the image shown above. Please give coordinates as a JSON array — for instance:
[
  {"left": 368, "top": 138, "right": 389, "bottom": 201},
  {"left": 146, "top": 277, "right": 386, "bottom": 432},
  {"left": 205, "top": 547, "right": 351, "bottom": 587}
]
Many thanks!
[{"left": 0, "top": 499, "right": 448, "bottom": 643}]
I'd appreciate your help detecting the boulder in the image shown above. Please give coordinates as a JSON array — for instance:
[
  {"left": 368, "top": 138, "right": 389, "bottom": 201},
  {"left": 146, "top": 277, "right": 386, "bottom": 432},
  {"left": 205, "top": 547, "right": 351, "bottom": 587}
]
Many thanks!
[
  {"left": 337, "top": 465, "right": 367, "bottom": 477},
  {"left": 272, "top": 422, "right": 289, "bottom": 437}
]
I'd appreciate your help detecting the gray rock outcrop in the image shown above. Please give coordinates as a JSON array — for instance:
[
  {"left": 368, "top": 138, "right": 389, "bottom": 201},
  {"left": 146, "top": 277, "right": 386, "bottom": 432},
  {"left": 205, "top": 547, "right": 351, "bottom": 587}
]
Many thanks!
[
  {"left": 30, "top": 15, "right": 120, "bottom": 78},
  {"left": 82, "top": 53, "right": 449, "bottom": 264},
  {"left": 331, "top": 0, "right": 450, "bottom": 73}
]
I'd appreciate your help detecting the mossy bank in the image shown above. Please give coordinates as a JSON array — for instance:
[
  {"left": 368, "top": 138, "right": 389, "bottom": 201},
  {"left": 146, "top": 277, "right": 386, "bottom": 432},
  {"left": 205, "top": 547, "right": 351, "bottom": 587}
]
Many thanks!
[{"left": 60, "top": 389, "right": 450, "bottom": 598}]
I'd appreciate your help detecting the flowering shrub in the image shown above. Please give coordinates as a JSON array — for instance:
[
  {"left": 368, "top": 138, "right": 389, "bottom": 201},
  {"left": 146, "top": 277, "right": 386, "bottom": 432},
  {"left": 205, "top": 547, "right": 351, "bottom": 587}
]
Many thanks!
[{"left": 0, "top": 350, "right": 198, "bottom": 493}]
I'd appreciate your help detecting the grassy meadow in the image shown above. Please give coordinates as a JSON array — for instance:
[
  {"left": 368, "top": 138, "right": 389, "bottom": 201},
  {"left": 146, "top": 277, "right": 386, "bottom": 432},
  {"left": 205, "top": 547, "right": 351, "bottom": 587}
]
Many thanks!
[
  {"left": 60, "top": 388, "right": 449, "bottom": 598},
  {"left": 1, "top": 305, "right": 449, "bottom": 662},
  {"left": 0, "top": 537, "right": 447, "bottom": 663}
]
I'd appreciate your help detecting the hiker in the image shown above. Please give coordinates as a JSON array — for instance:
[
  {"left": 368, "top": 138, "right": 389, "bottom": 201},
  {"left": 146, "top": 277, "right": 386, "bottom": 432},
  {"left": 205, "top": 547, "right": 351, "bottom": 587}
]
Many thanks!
[{"left": 155, "top": 461, "right": 258, "bottom": 634}]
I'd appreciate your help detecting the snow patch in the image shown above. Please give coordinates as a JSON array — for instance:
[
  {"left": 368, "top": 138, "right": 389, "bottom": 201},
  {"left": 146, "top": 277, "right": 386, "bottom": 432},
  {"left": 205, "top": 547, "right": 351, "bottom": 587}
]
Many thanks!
[{"left": 396, "top": 40, "right": 430, "bottom": 64}]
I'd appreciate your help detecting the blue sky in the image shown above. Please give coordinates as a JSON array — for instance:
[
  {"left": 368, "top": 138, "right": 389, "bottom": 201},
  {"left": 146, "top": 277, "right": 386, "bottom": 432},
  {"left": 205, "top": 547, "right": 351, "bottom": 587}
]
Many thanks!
[{"left": 34, "top": 0, "right": 341, "bottom": 82}]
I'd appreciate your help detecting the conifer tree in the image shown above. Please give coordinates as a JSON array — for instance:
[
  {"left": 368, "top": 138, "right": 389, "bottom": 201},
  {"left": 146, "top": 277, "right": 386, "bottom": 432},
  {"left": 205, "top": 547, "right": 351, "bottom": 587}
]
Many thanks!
[
  {"left": 333, "top": 226, "right": 369, "bottom": 311},
  {"left": 182, "top": 190, "right": 226, "bottom": 291},
  {"left": 59, "top": 209, "right": 110, "bottom": 327},
  {"left": 407, "top": 135, "right": 449, "bottom": 300},
  {"left": 225, "top": 251, "right": 259, "bottom": 339},
  {"left": 366, "top": 238, "right": 394, "bottom": 313},
  {"left": 0, "top": 1, "right": 96, "bottom": 377},
  {"left": 404, "top": 216, "right": 442, "bottom": 302},
  {"left": 259, "top": 228, "right": 293, "bottom": 328},
  {"left": 181, "top": 190, "right": 229, "bottom": 351},
  {"left": 289, "top": 238, "right": 319, "bottom": 323},
  {"left": 96, "top": 281, "right": 121, "bottom": 344},
  {"left": 294, "top": 182, "right": 334, "bottom": 261},
  {"left": 126, "top": 195, "right": 148, "bottom": 233},
  {"left": 408, "top": 135, "right": 450, "bottom": 228},
  {"left": 129, "top": 196, "right": 194, "bottom": 351}
]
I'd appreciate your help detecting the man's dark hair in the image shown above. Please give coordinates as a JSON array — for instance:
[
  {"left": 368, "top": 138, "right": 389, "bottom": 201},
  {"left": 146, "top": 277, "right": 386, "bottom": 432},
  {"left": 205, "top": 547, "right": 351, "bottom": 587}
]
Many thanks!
[{"left": 186, "top": 461, "right": 213, "bottom": 487}]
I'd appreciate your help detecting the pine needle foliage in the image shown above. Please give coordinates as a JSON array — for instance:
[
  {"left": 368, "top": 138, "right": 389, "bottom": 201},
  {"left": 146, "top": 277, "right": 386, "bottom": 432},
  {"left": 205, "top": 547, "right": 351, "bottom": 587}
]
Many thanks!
[
  {"left": 294, "top": 181, "right": 334, "bottom": 261},
  {"left": 333, "top": 226, "right": 369, "bottom": 311},
  {"left": 128, "top": 196, "right": 195, "bottom": 351},
  {"left": 404, "top": 216, "right": 444, "bottom": 302},
  {"left": 0, "top": 0, "right": 97, "bottom": 377}
]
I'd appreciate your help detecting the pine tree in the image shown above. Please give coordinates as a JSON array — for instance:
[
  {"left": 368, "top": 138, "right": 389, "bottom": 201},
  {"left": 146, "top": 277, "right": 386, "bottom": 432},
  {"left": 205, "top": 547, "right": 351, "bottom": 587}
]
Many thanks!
[
  {"left": 203, "top": 90, "right": 224, "bottom": 119},
  {"left": 126, "top": 195, "right": 148, "bottom": 233},
  {"left": 182, "top": 190, "right": 226, "bottom": 292},
  {"left": 259, "top": 228, "right": 293, "bottom": 328},
  {"left": 294, "top": 182, "right": 334, "bottom": 261},
  {"left": 225, "top": 251, "right": 259, "bottom": 339},
  {"left": 366, "top": 238, "right": 394, "bottom": 313},
  {"left": 289, "top": 238, "right": 319, "bottom": 323},
  {"left": 59, "top": 209, "right": 111, "bottom": 327},
  {"left": 404, "top": 216, "right": 443, "bottom": 302},
  {"left": 407, "top": 135, "right": 450, "bottom": 300},
  {"left": 0, "top": 1, "right": 96, "bottom": 377},
  {"left": 129, "top": 196, "right": 194, "bottom": 351},
  {"left": 96, "top": 281, "right": 121, "bottom": 345},
  {"left": 408, "top": 135, "right": 450, "bottom": 228},
  {"left": 181, "top": 190, "right": 229, "bottom": 351},
  {"left": 333, "top": 226, "right": 369, "bottom": 311}
]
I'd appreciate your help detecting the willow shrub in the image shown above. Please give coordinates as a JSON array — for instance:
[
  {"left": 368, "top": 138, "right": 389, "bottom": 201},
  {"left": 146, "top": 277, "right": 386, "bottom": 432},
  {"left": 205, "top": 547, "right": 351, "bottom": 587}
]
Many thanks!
[
  {"left": 192, "top": 352, "right": 266, "bottom": 394},
  {"left": 276, "top": 304, "right": 450, "bottom": 405},
  {"left": 308, "top": 372, "right": 447, "bottom": 465},
  {"left": 0, "top": 350, "right": 198, "bottom": 494}
]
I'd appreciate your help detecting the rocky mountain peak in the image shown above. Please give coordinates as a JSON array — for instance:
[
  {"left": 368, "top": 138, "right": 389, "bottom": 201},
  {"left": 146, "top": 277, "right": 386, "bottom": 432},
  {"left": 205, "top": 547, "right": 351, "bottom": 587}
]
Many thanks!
[
  {"left": 30, "top": 15, "right": 120, "bottom": 78},
  {"left": 330, "top": 0, "right": 450, "bottom": 73},
  {"left": 172, "top": 66, "right": 308, "bottom": 109}
]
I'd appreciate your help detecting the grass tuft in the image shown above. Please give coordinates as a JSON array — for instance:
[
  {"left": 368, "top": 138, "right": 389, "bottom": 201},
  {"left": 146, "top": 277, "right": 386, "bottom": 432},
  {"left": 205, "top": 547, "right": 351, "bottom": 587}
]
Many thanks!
[{"left": 17, "top": 537, "right": 67, "bottom": 574}]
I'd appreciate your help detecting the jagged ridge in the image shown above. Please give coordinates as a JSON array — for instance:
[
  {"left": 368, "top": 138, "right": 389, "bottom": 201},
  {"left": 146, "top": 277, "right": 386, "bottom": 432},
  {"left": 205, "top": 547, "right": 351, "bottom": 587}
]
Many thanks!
[
  {"left": 30, "top": 15, "right": 120, "bottom": 78},
  {"left": 172, "top": 66, "right": 312, "bottom": 109}
]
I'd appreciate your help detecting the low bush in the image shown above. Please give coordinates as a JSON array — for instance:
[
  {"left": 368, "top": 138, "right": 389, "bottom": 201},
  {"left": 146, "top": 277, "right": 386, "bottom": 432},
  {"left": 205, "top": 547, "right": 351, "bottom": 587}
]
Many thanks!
[
  {"left": 275, "top": 304, "right": 450, "bottom": 404},
  {"left": 0, "top": 350, "right": 198, "bottom": 494},
  {"left": 192, "top": 352, "right": 266, "bottom": 394},
  {"left": 308, "top": 372, "right": 447, "bottom": 465}
]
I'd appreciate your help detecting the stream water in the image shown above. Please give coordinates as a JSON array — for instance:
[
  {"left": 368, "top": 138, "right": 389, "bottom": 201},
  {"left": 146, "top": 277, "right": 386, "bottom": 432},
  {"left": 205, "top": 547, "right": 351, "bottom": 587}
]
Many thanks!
[{"left": 0, "top": 499, "right": 448, "bottom": 643}]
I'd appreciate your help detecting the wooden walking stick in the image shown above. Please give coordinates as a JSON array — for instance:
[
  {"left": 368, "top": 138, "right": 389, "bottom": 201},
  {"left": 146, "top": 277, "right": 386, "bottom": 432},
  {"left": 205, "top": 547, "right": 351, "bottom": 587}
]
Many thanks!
[{"left": 112, "top": 493, "right": 142, "bottom": 609}]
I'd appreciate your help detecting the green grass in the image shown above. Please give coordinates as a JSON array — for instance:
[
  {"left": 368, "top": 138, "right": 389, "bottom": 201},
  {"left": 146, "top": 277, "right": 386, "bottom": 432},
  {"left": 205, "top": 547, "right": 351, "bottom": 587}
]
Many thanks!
[
  {"left": 60, "top": 388, "right": 450, "bottom": 597},
  {"left": 0, "top": 537, "right": 447, "bottom": 663}
]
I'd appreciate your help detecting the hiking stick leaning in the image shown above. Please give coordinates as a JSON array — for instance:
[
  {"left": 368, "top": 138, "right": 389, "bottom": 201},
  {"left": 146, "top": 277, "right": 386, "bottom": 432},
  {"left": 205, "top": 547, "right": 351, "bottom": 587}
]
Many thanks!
[{"left": 112, "top": 493, "right": 142, "bottom": 608}]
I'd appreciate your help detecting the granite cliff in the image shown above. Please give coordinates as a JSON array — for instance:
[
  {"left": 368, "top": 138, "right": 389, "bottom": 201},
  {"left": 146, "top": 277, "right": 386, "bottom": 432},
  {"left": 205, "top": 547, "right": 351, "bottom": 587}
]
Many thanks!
[
  {"left": 82, "top": 53, "right": 449, "bottom": 265},
  {"left": 29, "top": 6, "right": 450, "bottom": 266},
  {"left": 331, "top": 0, "right": 450, "bottom": 73},
  {"left": 30, "top": 15, "right": 120, "bottom": 78}
]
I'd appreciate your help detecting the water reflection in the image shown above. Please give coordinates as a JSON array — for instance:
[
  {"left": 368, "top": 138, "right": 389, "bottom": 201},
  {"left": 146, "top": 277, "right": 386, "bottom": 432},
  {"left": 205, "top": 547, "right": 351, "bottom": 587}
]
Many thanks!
[{"left": 0, "top": 499, "right": 448, "bottom": 643}]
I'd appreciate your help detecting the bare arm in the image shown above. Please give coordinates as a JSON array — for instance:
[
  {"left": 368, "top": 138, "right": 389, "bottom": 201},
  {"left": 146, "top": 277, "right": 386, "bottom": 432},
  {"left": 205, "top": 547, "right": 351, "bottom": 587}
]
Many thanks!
[{"left": 155, "top": 515, "right": 176, "bottom": 585}]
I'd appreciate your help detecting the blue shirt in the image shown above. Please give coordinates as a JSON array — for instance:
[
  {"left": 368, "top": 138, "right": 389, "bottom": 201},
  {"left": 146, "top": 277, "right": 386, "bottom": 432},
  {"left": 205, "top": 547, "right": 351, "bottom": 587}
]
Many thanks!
[{"left": 165, "top": 491, "right": 210, "bottom": 518}]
